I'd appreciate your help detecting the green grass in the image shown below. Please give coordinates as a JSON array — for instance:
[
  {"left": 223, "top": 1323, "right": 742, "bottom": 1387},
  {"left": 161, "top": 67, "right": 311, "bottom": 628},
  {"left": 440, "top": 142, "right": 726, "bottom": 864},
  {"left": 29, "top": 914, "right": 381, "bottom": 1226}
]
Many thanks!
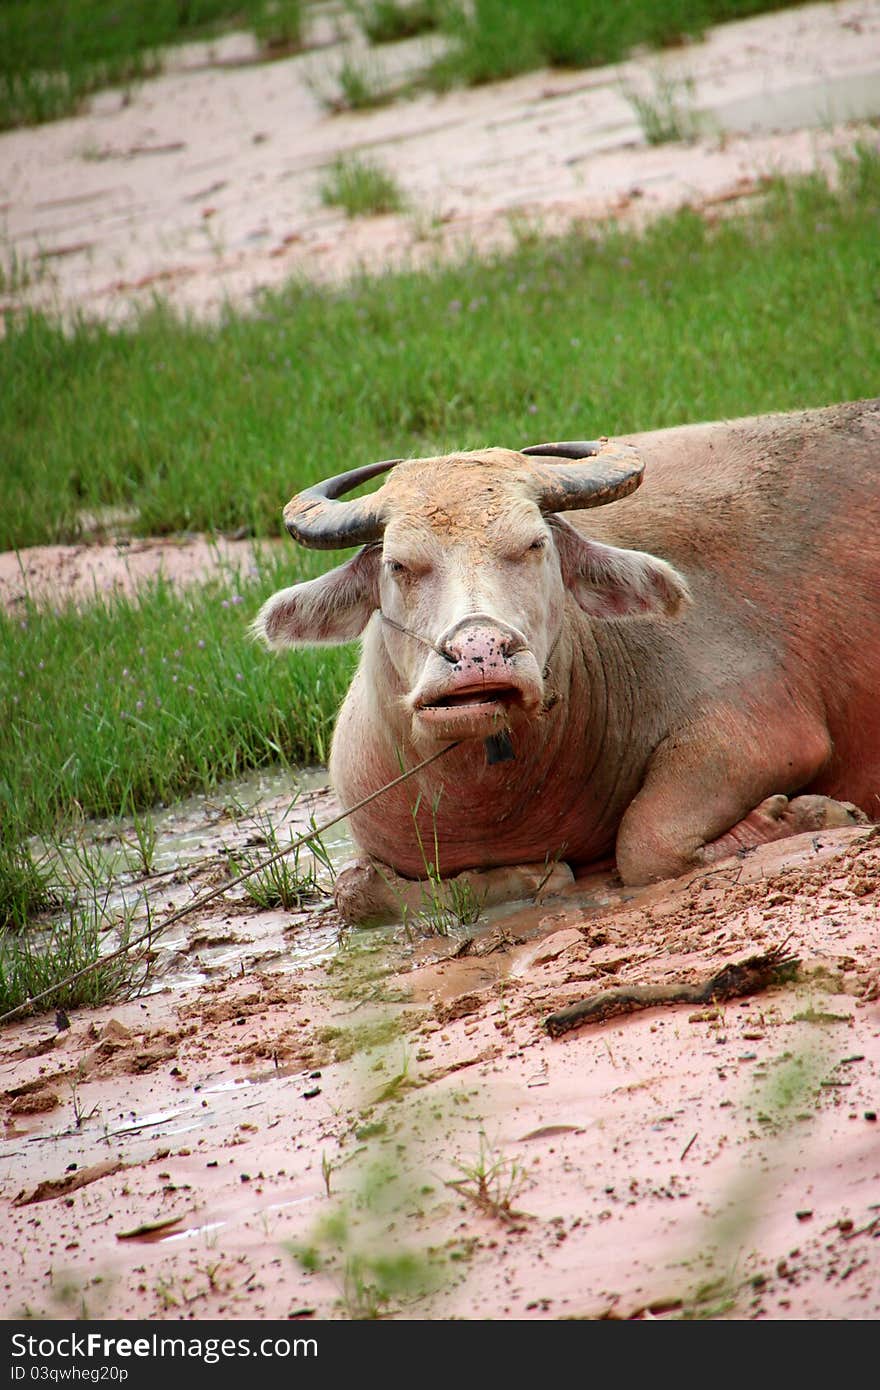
[
  {"left": 319, "top": 153, "right": 407, "bottom": 216},
  {"left": 0, "top": 553, "right": 356, "bottom": 851},
  {"left": 0, "top": 840, "right": 57, "bottom": 929},
  {"left": 348, "top": 0, "right": 445, "bottom": 46},
  {"left": 622, "top": 71, "right": 701, "bottom": 146},
  {"left": 0, "top": 893, "right": 144, "bottom": 1017},
  {"left": 0, "top": 0, "right": 304, "bottom": 131},
  {"left": 2, "top": 149, "right": 880, "bottom": 554},
  {"left": 227, "top": 802, "right": 335, "bottom": 907},
  {"left": 324, "top": 52, "right": 395, "bottom": 112},
  {"left": 428, "top": 0, "right": 812, "bottom": 89}
]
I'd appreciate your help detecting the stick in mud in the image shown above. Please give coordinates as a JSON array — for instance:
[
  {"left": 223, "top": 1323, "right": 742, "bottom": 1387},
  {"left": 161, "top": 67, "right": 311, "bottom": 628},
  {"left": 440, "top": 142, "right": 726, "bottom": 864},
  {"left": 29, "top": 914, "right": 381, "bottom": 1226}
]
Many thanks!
[{"left": 543, "top": 943, "right": 800, "bottom": 1038}]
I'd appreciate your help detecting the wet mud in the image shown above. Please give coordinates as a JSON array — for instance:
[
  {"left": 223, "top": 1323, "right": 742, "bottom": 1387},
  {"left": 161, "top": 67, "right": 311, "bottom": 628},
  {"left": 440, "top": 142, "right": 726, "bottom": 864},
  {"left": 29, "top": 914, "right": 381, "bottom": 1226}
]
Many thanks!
[{"left": 2, "top": 801, "right": 878, "bottom": 1320}]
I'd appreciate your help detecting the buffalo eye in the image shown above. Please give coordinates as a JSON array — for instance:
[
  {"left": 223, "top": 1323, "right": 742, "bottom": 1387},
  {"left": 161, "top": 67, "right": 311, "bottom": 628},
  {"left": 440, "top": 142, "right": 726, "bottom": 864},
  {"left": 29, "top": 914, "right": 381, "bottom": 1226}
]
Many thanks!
[
  {"left": 504, "top": 537, "right": 546, "bottom": 563},
  {"left": 384, "top": 558, "right": 410, "bottom": 579}
]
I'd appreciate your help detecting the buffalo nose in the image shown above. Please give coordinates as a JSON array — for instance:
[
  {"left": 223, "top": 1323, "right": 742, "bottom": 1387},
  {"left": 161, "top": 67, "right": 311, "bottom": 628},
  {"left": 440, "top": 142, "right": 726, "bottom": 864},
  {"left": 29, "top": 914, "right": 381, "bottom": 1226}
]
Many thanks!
[{"left": 438, "top": 622, "right": 525, "bottom": 670}]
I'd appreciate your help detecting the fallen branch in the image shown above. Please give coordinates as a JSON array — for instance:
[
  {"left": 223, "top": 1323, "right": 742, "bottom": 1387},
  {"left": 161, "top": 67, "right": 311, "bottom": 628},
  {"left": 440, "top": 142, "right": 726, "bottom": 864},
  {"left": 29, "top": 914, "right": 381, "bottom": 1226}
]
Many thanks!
[
  {"left": 544, "top": 943, "right": 799, "bottom": 1038},
  {"left": 14, "top": 1158, "right": 126, "bottom": 1207}
]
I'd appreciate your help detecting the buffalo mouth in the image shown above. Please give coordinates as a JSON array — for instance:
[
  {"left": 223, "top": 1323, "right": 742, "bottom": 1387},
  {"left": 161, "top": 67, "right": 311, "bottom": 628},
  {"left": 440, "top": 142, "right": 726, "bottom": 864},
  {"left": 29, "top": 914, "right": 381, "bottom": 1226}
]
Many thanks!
[
  {"left": 424, "top": 684, "right": 521, "bottom": 710},
  {"left": 413, "top": 683, "right": 527, "bottom": 734}
]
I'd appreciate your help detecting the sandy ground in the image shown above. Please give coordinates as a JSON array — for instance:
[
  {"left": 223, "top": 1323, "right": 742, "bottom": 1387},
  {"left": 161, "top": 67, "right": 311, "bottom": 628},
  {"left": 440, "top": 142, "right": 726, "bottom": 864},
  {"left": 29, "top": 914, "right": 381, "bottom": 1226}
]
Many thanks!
[
  {"left": 2, "top": 2, "right": 879, "bottom": 1323},
  {"left": 0, "top": 534, "right": 279, "bottom": 614},
  {"left": 1, "top": 1, "right": 879, "bottom": 323}
]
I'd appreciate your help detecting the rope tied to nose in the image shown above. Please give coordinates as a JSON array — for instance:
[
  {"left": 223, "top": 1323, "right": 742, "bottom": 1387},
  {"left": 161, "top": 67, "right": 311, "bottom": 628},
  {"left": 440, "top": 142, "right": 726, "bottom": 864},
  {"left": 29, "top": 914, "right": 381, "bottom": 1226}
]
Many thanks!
[
  {"left": 380, "top": 610, "right": 518, "bottom": 764},
  {"left": 379, "top": 611, "right": 563, "bottom": 766},
  {"left": 0, "top": 740, "right": 462, "bottom": 1027}
]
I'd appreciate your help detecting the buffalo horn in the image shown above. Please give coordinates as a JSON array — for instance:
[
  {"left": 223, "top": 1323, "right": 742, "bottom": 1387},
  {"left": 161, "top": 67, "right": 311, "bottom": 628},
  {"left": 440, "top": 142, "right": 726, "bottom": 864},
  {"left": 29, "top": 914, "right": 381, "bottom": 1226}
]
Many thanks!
[
  {"left": 282, "top": 457, "right": 402, "bottom": 549},
  {"left": 521, "top": 438, "right": 644, "bottom": 512},
  {"left": 283, "top": 438, "right": 643, "bottom": 549}
]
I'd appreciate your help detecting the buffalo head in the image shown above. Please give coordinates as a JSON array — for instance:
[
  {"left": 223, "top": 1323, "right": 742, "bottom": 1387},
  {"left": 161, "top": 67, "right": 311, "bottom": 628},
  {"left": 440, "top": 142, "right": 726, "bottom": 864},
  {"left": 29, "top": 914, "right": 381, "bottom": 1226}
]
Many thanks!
[{"left": 255, "top": 441, "right": 690, "bottom": 744}]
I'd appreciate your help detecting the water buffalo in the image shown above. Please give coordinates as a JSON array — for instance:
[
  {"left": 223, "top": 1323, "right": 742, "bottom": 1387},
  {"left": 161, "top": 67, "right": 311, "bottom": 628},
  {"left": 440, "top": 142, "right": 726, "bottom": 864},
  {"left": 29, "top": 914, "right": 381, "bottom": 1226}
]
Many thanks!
[{"left": 255, "top": 398, "right": 879, "bottom": 923}]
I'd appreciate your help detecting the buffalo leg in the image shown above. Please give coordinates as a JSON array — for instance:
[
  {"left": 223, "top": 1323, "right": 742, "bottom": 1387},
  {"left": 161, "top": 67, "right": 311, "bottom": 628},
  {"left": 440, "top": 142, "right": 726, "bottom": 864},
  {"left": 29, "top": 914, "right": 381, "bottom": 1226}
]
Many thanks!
[
  {"left": 696, "top": 793, "right": 868, "bottom": 866},
  {"left": 613, "top": 710, "right": 853, "bottom": 884}
]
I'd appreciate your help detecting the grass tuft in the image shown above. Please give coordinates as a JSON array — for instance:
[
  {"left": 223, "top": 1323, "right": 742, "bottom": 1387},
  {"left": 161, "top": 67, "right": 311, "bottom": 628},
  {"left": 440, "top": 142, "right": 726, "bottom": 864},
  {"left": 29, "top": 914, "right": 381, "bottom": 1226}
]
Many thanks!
[
  {"left": 226, "top": 801, "right": 334, "bottom": 909},
  {"left": 427, "top": 1, "right": 813, "bottom": 90},
  {"left": 319, "top": 154, "right": 406, "bottom": 217},
  {"left": 0, "top": 893, "right": 146, "bottom": 1018},
  {"left": 0, "top": 841, "right": 57, "bottom": 931},
  {"left": 349, "top": 0, "right": 445, "bottom": 46},
  {"left": 622, "top": 70, "right": 701, "bottom": 145}
]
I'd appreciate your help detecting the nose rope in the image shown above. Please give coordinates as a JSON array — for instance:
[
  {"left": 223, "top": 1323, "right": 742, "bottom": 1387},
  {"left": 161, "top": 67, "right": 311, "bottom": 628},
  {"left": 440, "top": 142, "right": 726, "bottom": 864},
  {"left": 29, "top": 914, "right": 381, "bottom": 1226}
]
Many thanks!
[
  {"left": 380, "top": 610, "right": 563, "bottom": 680},
  {"left": 379, "top": 612, "right": 451, "bottom": 660},
  {"left": 542, "top": 624, "right": 562, "bottom": 679}
]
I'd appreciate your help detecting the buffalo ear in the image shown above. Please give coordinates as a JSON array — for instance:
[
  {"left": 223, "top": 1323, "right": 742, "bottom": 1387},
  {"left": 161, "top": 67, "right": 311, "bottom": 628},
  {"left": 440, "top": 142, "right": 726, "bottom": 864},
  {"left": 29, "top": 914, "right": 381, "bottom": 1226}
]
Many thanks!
[
  {"left": 551, "top": 517, "right": 691, "bottom": 619},
  {"left": 252, "top": 547, "right": 380, "bottom": 648}
]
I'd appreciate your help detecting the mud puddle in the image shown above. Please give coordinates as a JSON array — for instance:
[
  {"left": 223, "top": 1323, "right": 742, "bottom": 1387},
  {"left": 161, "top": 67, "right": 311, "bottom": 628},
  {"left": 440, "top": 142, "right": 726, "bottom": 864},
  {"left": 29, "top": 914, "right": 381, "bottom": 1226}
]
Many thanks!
[
  {"left": 38, "top": 761, "right": 608, "bottom": 1003},
  {"left": 34, "top": 766, "right": 352, "bottom": 992},
  {"left": 708, "top": 68, "right": 880, "bottom": 134}
]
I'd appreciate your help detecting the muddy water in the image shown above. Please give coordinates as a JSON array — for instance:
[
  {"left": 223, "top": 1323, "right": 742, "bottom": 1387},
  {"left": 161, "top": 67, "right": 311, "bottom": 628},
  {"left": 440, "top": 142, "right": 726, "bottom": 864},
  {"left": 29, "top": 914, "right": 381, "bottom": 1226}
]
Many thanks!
[
  {"left": 36, "top": 766, "right": 357, "bottom": 995},
  {"left": 48, "top": 763, "right": 585, "bottom": 1004}
]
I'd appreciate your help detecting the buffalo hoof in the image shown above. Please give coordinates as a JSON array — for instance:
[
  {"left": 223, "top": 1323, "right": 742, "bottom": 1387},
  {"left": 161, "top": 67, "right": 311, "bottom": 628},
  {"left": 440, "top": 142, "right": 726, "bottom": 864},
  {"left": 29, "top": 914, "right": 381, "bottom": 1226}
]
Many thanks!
[
  {"left": 333, "top": 857, "right": 575, "bottom": 928},
  {"left": 760, "top": 793, "right": 870, "bottom": 832},
  {"left": 333, "top": 859, "right": 405, "bottom": 928}
]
